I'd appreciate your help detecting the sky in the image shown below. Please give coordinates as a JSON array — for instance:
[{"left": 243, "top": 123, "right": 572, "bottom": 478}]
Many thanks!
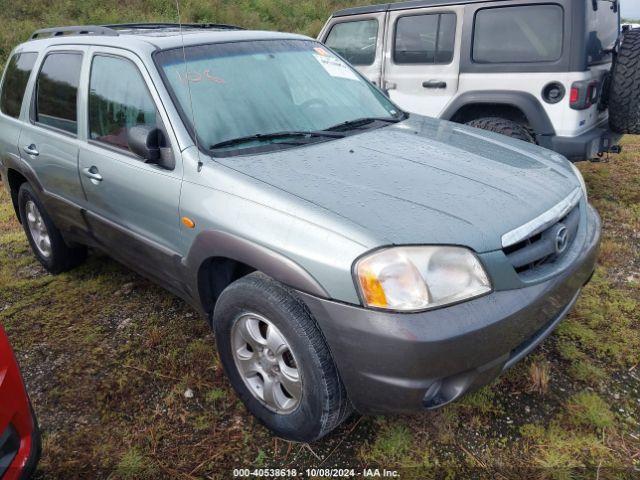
[{"left": 621, "top": 0, "right": 640, "bottom": 19}]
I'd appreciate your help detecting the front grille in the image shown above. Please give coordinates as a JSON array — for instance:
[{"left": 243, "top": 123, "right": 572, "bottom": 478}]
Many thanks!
[{"left": 503, "top": 205, "right": 580, "bottom": 276}]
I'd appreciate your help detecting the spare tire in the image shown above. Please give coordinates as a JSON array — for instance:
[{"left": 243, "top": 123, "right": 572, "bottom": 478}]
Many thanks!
[{"left": 609, "top": 28, "right": 640, "bottom": 134}]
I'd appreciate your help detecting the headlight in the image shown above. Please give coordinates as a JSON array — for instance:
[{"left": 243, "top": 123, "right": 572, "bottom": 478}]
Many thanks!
[
  {"left": 354, "top": 246, "right": 492, "bottom": 312},
  {"left": 569, "top": 162, "right": 588, "bottom": 201}
]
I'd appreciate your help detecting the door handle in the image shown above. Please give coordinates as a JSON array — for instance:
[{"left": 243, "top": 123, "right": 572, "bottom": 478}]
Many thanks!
[
  {"left": 422, "top": 80, "right": 447, "bottom": 89},
  {"left": 23, "top": 144, "right": 39, "bottom": 156},
  {"left": 82, "top": 166, "right": 103, "bottom": 183},
  {"left": 382, "top": 80, "right": 398, "bottom": 92}
]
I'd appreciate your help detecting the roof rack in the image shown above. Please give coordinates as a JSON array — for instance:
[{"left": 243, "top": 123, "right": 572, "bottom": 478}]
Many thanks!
[
  {"left": 104, "top": 23, "right": 245, "bottom": 31},
  {"left": 31, "top": 25, "right": 119, "bottom": 39},
  {"left": 30, "top": 22, "right": 244, "bottom": 39}
]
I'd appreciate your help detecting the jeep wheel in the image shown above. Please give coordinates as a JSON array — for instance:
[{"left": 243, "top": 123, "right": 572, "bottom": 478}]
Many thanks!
[
  {"left": 18, "top": 183, "right": 87, "bottom": 274},
  {"left": 609, "top": 28, "right": 640, "bottom": 134},
  {"left": 213, "top": 272, "right": 352, "bottom": 442},
  {"left": 466, "top": 117, "right": 535, "bottom": 143}
]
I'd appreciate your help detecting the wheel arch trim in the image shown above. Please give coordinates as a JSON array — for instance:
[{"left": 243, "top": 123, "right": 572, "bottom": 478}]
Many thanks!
[
  {"left": 442, "top": 91, "right": 556, "bottom": 136},
  {"left": 185, "top": 230, "right": 330, "bottom": 314}
]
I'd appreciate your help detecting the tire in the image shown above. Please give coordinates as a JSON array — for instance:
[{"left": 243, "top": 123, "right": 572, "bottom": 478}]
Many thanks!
[
  {"left": 17, "top": 183, "right": 87, "bottom": 274},
  {"left": 609, "top": 28, "right": 640, "bottom": 134},
  {"left": 466, "top": 117, "right": 536, "bottom": 143},
  {"left": 212, "top": 272, "right": 352, "bottom": 442}
]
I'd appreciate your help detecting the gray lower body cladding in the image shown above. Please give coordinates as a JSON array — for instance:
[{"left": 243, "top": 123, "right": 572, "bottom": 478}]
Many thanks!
[{"left": 298, "top": 206, "right": 601, "bottom": 414}]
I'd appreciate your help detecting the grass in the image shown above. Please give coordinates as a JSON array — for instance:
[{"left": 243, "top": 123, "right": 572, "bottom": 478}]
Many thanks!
[{"left": 0, "top": 1, "right": 639, "bottom": 477}]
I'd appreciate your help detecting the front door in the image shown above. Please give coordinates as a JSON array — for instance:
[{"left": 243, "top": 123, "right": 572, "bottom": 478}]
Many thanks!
[
  {"left": 78, "top": 48, "right": 184, "bottom": 288},
  {"left": 382, "top": 6, "right": 463, "bottom": 117},
  {"left": 320, "top": 13, "right": 386, "bottom": 87}
]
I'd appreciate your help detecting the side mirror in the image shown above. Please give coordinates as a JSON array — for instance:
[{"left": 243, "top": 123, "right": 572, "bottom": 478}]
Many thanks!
[{"left": 127, "top": 125, "right": 174, "bottom": 169}]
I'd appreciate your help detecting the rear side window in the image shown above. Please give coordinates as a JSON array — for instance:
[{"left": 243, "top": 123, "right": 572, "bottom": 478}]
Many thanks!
[
  {"left": 325, "top": 19, "right": 379, "bottom": 66},
  {"left": 89, "top": 55, "right": 159, "bottom": 155},
  {"left": 394, "top": 13, "right": 457, "bottom": 64},
  {"left": 587, "top": 2, "right": 620, "bottom": 65},
  {"left": 35, "top": 52, "right": 83, "bottom": 134},
  {"left": 0, "top": 53, "right": 37, "bottom": 119},
  {"left": 473, "top": 5, "right": 564, "bottom": 63}
]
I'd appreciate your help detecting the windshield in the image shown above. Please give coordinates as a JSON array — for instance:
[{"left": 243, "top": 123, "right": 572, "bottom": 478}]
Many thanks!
[{"left": 155, "top": 39, "right": 401, "bottom": 155}]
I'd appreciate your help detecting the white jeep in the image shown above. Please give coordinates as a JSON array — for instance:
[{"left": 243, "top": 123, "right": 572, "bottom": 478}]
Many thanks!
[{"left": 320, "top": 0, "right": 640, "bottom": 161}]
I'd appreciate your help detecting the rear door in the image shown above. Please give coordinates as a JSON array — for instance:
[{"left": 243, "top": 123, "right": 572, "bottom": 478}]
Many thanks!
[
  {"left": 382, "top": 6, "right": 464, "bottom": 117},
  {"left": 0, "top": 51, "right": 38, "bottom": 183},
  {"left": 78, "top": 47, "right": 184, "bottom": 288},
  {"left": 320, "top": 13, "right": 386, "bottom": 87},
  {"left": 18, "top": 46, "right": 88, "bottom": 232}
]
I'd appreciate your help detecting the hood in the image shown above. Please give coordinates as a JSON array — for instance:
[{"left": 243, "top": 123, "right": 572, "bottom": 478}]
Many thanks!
[{"left": 213, "top": 115, "right": 581, "bottom": 253}]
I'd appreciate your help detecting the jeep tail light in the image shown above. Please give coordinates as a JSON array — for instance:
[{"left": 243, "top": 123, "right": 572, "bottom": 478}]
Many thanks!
[
  {"left": 570, "top": 87, "right": 580, "bottom": 105},
  {"left": 570, "top": 80, "right": 599, "bottom": 110}
]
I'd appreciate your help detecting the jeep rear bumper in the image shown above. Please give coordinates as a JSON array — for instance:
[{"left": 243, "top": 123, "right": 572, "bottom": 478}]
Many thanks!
[
  {"left": 546, "top": 124, "right": 622, "bottom": 162},
  {"left": 298, "top": 205, "right": 601, "bottom": 414}
]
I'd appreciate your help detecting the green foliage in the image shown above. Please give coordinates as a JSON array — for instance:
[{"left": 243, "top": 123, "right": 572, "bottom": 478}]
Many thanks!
[
  {"left": 205, "top": 387, "right": 227, "bottom": 403},
  {"left": 115, "top": 448, "right": 157, "bottom": 479},
  {"left": 458, "top": 385, "right": 498, "bottom": 414},
  {"left": 360, "top": 422, "right": 414, "bottom": 466},
  {"left": 0, "top": 0, "right": 374, "bottom": 69},
  {"left": 566, "top": 391, "right": 615, "bottom": 429},
  {"left": 557, "top": 271, "right": 640, "bottom": 368}
]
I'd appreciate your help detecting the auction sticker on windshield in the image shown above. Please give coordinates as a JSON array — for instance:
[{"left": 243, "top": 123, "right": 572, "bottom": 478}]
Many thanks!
[{"left": 313, "top": 51, "right": 359, "bottom": 81}]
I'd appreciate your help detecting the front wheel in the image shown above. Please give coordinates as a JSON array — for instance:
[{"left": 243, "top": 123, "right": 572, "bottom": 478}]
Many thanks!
[{"left": 213, "top": 272, "right": 352, "bottom": 442}]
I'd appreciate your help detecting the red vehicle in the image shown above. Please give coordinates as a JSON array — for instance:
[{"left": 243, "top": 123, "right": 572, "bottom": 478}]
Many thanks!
[{"left": 0, "top": 325, "right": 40, "bottom": 479}]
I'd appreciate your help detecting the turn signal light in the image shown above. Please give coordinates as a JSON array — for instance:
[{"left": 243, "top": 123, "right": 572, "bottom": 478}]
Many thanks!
[{"left": 181, "top": 217, "right": 196, "bottom": 229}]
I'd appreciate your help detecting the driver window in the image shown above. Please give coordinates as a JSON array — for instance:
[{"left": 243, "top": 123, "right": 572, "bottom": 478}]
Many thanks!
[{"left": 88, "top": 55, "right": 161, "bottom": 156}]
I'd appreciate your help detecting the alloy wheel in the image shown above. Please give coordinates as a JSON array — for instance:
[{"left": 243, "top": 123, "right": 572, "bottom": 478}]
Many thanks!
[
  {"left": 231, "top": 312, "right": 302, "bottom": 413},
  {"left": 25, "top": 200, "right": 52, "bottom": 258}
]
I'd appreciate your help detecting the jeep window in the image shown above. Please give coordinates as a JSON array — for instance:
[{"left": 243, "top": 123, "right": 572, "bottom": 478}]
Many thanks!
[
  {"left": 394, "top": 13, "right": 456, "bottom": 64},
  {"left": 473, "top": 5, "right": 563, "bottom": 64},
  {"left": 324, "top": 20, "right": 379, "bottom": 66},
  {"left": 587, "top": 1, "right": 620, "bottom": 65},
  {"left": 0, "top": 52, "right": 37, "bottom": 119},
  {"left": 89, "top": 55, "right": 159, "bottom": 155},
  {"left": 34, "top": 52, "right": 82, "bottom": 134},
  {"left": 156, "top": 40, "right": 400, "bottom": 156}
]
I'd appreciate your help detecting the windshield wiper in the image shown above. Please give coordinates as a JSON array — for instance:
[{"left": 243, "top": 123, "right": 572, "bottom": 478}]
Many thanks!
[
  {"left": 210, "top": 130, "right": 345, "bottom": 150},
  {"left": 324, "top": 116, "right": 404, "bottom": 133}
]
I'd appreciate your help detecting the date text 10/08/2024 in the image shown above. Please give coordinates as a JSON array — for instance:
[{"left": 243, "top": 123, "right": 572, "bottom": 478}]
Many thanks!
[{"left": 233, "top": 469, "right": 400, "bottom": 477}]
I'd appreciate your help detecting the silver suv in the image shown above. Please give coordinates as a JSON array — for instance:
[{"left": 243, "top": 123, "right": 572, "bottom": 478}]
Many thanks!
[{"left": 0, "top": 23, "right": 600, "bottom": 441}]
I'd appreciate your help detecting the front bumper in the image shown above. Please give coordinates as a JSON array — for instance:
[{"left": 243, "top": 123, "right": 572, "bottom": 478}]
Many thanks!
[{"left": 299, "top": 206, "right": 601, "bottom": 414}]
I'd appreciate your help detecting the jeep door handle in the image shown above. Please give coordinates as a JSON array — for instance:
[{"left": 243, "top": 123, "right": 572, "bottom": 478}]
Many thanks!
[
  {"left": 422, "top": 80, "right": 447, "bottom": 89},
  {"left": 82, "top": 166, "right": 103, "bottom": 183},
  {"left": 23, "top": 144, "right": 39, "bottom": 156}
]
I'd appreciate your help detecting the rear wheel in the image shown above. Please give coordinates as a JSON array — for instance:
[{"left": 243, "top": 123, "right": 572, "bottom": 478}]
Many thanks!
[
  {"left": 18, "top": 183, "right": 86, "bottom": 274},
  {"left": 609, "top": 29, "right": 640, "bottom": 134},
  {"left": 213, "top": 272, "right": 352, "bottom": 442},
  {"left": 466, "top": 117, "right": 535, "bottom": 143}
]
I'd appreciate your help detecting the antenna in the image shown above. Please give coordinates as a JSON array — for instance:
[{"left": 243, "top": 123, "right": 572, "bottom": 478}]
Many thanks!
[{"left": 175, "top": 0, "right": 204, "bottom": 172}]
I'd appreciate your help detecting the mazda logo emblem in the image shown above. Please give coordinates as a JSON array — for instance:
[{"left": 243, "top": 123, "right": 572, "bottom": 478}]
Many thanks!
[{"left": 555, "top": 225, "right": 568, "bottom": 255}]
